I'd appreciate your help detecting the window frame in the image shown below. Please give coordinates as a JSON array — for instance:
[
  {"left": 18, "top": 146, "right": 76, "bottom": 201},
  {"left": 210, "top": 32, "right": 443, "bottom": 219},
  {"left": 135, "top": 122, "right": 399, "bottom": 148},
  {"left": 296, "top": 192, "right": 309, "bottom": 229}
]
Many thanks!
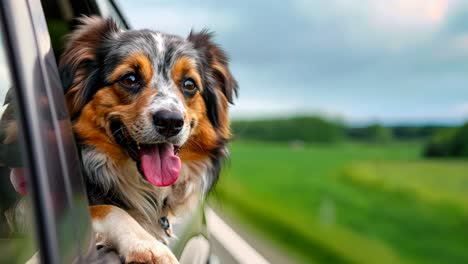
[{"left": 0, "top": 0, "right": 96, "bottom": 263}]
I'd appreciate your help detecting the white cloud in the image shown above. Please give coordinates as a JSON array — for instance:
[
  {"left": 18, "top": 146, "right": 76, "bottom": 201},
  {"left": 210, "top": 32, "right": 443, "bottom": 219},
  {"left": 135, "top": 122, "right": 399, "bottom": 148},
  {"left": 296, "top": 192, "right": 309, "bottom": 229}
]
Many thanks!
[
  {"left": 370, "top": 0, "right": 448, "bottom": 28},
  {"left": 453, "top": 102, "right": 468, "bottom": 115},
  {"left": 294, "top": 0, "right": 448, "bottom": 28},
  {"left": 293, "top": 0, "right": 450, "bottom": 50}
]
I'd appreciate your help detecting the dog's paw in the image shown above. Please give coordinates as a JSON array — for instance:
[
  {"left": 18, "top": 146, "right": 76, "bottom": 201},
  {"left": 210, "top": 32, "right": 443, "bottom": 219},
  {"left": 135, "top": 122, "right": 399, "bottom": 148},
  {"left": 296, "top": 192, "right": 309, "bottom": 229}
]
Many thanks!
[{"left": 120, "top": 237, "right": 178, "bottom": 264}]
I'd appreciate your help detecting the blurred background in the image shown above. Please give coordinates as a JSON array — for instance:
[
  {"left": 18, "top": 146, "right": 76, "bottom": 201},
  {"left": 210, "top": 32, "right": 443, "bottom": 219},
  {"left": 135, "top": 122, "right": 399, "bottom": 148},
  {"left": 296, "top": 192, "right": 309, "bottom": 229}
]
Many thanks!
[{"left": 120, "top": 0, "right": 468, "bottom": 263}]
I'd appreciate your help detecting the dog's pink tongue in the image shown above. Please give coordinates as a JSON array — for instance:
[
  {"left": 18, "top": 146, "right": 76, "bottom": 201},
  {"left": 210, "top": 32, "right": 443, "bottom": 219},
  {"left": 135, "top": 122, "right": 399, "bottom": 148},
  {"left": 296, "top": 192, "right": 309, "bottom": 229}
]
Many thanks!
[{"left": 139, "top": 143, "right": 181, "bottom": 187}]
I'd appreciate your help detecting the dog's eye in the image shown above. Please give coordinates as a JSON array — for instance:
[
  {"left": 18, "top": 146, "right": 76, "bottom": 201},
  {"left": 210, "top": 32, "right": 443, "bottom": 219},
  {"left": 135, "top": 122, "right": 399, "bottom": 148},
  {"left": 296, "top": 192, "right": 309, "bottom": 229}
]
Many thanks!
[
  {"left": 182, "top": 78, "right": 197, "bottom": 95},
  {"left": 119, "top": 73, "right": 141, "bottom": 89}
]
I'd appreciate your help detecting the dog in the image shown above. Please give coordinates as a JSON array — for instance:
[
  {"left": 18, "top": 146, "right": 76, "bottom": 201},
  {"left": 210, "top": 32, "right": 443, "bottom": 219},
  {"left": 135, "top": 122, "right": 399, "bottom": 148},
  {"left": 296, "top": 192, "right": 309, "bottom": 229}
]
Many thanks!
[{"left": 58, "top": 16, "right": 237, "bottom": 263}]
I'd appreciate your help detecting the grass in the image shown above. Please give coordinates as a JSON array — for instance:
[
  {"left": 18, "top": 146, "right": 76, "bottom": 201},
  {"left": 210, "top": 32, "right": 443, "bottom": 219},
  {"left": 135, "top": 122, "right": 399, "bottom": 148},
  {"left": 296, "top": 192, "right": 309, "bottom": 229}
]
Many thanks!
[{"left": 209, "top": 140, "right": 468, "bottom": 264}]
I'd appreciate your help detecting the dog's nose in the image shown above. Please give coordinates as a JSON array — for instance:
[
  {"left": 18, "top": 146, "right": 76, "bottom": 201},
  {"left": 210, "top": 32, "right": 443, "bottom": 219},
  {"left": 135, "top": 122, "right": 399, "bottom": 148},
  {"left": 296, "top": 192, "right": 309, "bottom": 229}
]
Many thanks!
[{"left": 153, "top": 110, "right": 184, "bottom": 137}]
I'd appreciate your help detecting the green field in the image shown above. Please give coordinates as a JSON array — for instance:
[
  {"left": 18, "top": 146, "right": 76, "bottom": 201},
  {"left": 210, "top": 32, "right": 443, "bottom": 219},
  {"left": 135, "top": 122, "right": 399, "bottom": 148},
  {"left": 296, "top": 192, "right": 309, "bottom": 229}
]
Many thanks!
[{"left": 210, "top": 141, "right": 468, "bottom": 264}]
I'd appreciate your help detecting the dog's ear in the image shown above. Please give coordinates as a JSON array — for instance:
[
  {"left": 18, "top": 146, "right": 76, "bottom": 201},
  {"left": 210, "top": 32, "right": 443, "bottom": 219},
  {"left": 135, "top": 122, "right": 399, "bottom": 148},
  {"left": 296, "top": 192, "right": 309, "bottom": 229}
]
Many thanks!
[
  {"left": 187, "top": 30, "right": 238, "bottom": 129},
  {"left": 59, "top": 16, "right": 119, "bottom": 119}
]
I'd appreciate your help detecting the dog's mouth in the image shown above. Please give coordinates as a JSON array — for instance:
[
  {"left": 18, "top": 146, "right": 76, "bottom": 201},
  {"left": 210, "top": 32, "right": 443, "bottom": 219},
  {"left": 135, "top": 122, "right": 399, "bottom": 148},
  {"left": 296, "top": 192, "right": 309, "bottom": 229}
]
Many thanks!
[{"left": 110, "top": 121, "right": 181, "bottom": 187}]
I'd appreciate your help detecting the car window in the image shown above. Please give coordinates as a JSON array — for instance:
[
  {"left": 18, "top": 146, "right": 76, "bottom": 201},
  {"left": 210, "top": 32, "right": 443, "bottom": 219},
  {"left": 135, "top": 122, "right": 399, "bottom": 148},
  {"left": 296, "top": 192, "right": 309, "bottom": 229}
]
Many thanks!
[
  {"left": 0, "top": 0, "right": 96, "bottom": 262},
  {"left": 28, "top": 0, "right": 95, "bottom": 261},
  {"left": 95, "top": 0, "right": 127, "bottom": 28},
  {"left": 0, "top": 31, "right": 39, "bottom": 264}
]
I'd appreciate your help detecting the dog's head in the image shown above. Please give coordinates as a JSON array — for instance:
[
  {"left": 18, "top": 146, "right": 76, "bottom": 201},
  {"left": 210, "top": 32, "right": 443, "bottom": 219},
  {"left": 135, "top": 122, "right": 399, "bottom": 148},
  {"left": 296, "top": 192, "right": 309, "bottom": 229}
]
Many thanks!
[{"left": 60, "top": 17, "right": 237, "bottom": 187}]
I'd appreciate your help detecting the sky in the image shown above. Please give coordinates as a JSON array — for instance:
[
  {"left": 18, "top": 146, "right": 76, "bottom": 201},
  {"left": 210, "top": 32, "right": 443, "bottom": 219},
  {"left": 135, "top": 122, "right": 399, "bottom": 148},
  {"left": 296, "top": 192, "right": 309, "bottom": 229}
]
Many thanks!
[{"left": 117, "top": 0, "right": 468, "bottom": 124}]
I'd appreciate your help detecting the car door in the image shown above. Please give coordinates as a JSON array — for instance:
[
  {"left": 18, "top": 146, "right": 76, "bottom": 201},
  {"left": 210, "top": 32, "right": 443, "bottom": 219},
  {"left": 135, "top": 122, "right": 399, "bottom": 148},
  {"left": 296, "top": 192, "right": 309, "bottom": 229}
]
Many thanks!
[{"left": 0, "top": 0, "right": 108, "bottom": 263}]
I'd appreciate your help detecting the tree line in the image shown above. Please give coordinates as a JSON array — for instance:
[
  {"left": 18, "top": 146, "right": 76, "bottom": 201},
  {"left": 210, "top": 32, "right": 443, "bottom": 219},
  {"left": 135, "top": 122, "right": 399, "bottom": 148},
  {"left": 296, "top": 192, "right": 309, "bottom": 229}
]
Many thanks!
[{"left": 231, "top": 116, "right": 468, "bottom": 158}]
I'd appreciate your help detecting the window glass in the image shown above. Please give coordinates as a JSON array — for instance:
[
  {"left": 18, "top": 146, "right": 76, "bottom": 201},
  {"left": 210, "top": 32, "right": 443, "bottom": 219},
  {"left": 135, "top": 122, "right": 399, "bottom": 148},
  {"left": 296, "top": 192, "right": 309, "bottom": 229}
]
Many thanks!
[
  {"left": 95, "top": 0, "right": 127, "bottom": 27},
  {"left": 0, "top": 32, "right": 38, "bottom": 263},
  {"left": 0, "top": 0, "right": 95, "bottom": 261},
  {"left": 29, "top": 0, "right": 95, "bottom": 260}
]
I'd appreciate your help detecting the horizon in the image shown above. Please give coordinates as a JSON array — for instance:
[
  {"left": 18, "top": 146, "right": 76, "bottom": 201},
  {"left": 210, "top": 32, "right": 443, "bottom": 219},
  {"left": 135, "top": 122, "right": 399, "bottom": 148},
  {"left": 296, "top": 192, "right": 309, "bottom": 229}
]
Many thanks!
[{"left": 229, "top": 112, "right": 465, "bottom": 127}]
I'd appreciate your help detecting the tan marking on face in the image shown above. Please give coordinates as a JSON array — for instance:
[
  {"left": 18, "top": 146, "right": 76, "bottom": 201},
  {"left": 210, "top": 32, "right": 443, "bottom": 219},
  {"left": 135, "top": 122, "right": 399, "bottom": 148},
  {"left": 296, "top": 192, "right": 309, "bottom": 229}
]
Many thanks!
[
  {"left": 73, "top": 87, "right": 126, "bottom": 161},
  {"left": 73, "top": 85, "right": 157, "bottom": 163},
  {"left": 169, "top": 57, "right": 217, "bottom": 161},
  {"left": 171, "top": 57, "right": 202, "bottom": 92},
  {"left": 90, "top": 205, "right": 113, "bottom": 220},
  {"left": 110, "top": 53, "right": 154, "bottom": 85},
  {"left": 178, "top": 94, "right": 219, "bottom": 161},
  {"left": 177, "top": 60, "right": 232, "bottom": 162},
  {"left": 114, "top": 87, "right": 157, "bottom": 131}
]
